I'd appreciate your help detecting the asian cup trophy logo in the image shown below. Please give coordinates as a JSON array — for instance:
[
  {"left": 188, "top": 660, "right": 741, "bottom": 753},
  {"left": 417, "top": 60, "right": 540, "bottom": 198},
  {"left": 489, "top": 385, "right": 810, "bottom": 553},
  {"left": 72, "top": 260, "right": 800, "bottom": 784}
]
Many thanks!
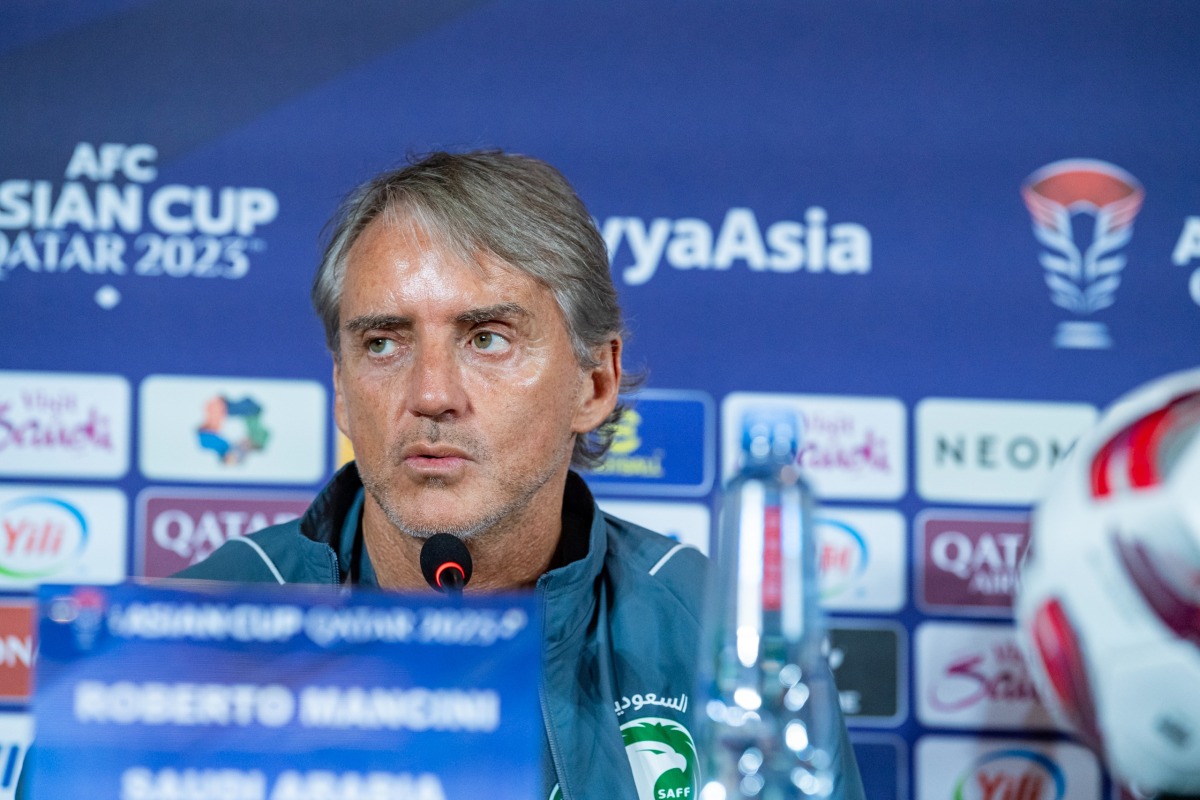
[{"left": 1021, "top": 159, "right": 1144, "bottom": 349}]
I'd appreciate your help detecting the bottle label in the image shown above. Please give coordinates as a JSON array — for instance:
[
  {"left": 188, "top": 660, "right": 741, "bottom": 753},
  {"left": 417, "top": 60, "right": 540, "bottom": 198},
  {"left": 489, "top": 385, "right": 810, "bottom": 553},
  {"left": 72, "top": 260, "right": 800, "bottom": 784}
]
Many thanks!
[{"left": 763, "top": 504, "right": 782, "bottom": 611}]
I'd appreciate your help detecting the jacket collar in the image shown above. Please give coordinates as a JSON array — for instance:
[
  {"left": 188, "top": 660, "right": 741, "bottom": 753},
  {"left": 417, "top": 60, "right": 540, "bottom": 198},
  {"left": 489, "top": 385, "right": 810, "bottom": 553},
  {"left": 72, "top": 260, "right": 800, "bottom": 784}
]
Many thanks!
[{"left": 300, "top": 462, "right": 609, "bottom": 617}]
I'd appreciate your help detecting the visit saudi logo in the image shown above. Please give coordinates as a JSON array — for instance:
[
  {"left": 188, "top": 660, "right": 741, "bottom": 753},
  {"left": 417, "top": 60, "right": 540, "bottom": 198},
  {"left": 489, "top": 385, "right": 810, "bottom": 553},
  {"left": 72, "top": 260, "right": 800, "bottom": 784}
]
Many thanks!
[
  {"left": 1021, "top": 159, "right": 1144, "bottom": 349},
  {"left": 622, "top": 717, "right": 698, "bottom": 800}
]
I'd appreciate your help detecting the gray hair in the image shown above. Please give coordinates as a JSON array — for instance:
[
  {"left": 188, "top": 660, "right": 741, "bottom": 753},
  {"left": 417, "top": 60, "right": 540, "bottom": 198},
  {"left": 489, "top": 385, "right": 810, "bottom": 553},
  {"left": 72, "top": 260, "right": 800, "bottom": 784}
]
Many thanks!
[{"left": 312, "top": 150, "right": 634, "bottom": 470}]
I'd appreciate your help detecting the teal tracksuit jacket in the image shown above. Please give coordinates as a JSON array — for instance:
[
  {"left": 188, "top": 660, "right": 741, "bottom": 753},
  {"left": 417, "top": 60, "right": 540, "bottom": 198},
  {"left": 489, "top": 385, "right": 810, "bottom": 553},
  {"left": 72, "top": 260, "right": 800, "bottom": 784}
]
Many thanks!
[{"left": 170, "top": 463, "right": 867, "bottom": 800}]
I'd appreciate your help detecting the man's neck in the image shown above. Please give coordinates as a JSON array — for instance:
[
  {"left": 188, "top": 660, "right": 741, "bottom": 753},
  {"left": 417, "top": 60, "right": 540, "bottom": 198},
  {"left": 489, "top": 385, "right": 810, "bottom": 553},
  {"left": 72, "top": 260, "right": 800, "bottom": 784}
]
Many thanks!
[{"left": 359, "top": 479, "right": 568, "bottom": 592}]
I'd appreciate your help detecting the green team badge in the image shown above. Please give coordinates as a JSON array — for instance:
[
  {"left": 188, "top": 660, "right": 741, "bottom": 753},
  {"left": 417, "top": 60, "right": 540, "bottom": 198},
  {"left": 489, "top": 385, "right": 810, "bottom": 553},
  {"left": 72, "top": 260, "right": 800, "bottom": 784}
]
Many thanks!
[
  {"left": 548, "top": 784, "right": 562, "bottom": 800},
  {"left": 621, "top": 717, "right": 698, "bottom": 800}
]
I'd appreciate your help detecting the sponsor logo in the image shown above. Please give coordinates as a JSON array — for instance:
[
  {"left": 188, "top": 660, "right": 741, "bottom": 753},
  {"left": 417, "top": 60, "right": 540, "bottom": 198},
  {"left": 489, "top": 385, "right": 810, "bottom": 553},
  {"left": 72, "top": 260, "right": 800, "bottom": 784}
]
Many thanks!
[
  {"left": 817, "top": 508, "right": 906, "bottom": 613},
  {"left": 0, "top": 486, "right": 126, "bottom": 588},
  {"left": 0, "top": 603, "right": 34, "bottom": 703},
  {"left": 137, "top": 489, "right": 311, "bottom": 577},
  {"left": 916, "top": 398, "right": 1097, "bottom": 505},
  {"left": 828, "top": 622, "right": 906, "bottom": 724},
  {"left": 0, "top": 713, "right": 33, "bottom": 794},
  {"left": 139, "top": 375, "right": 326, "bottom": 484},
  {"left": 916, "top": 622, "right": 1055, "bottom": 730},
  {"left": 621, "top": 717, "right": 698, "bottom": 800},
  {"left": 601, "top": 207, "right": 871, "bottom": 286},
  {"left": 0, "top": 371, "right": 130, "bottom": 479},
  {"left": 587, "top": 390, "right": 714, "bottom": 497},
  {"left": 1172, "top": 215, "right": 1200, "bottom": 307},
  {"left": 597, "top": 500, "right": 710, "bottom": 556},
  {"left": 916, "top": 737, "right": 1100, "bottom": 800},
  {"left": 0, "top": 142, "right": 278, "bottom": 306},
  {"left": 722, "top": 394, "right": 907, "bottom": 500},
  {"left": 1022, "top": 159, "right": 1144, "bottom": 349},
  {"left": 918, "top": 511, "right": 1030, "bottom": 614},
  {"left": 197, "top": 395, "right": 270, "bottom": 465}
]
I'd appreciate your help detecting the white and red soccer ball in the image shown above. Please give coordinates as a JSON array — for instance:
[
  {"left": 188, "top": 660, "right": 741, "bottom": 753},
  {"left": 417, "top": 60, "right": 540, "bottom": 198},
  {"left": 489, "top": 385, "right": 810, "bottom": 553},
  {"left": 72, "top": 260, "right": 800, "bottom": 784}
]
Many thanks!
[{"left": 1017, "top": 367, "right": 1200, "bottom": 796}]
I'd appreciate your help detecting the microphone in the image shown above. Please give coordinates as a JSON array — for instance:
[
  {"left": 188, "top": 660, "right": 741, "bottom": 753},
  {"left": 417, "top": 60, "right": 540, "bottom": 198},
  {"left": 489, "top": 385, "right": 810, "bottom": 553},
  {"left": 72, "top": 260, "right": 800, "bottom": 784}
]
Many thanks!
[{"left": 419, "top": 534, "right": 473, "bottom": 594}]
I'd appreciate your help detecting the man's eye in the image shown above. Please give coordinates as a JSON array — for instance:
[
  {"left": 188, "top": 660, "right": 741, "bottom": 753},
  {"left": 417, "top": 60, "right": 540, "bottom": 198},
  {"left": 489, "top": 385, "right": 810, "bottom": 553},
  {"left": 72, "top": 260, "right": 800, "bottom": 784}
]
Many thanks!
[
  {"left": 471, "top": 331, "right": 510, "bottom": 352},
  {"left": 367, "top": 338, "right": 395, "bottom": 355}
]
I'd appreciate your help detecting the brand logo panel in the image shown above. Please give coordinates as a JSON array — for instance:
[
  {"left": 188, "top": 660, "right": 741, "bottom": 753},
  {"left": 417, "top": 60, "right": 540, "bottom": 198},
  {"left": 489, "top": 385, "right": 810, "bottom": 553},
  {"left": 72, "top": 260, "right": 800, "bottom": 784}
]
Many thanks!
[
  {"left": 916, "top": 736, "right": 1100, "bottom": 800},
  {"left": 722, "top": 393, "right": 907, "bottom": 501},
  {"left": 851, "top": 734, "right": 908, "bottom": 800},
  {"left": 916, "top": 398, "right": 1097, "bottom": 505},
  {"left": 828, "top": 622, "right": 906, "bottom": 725},
  {"left": 587, "top": 390, "right": 714, "bottom": 497},
  {"left": 137, "top": 489, "right": 312, "bottom": 577},
  {"left": 916, "top": 622, "right": 1055, "bottom": 730},
  {"left": 139, "top": 375, "right": 327, "bottom": 484},
  {"left": 597, "top": 500, "right": 710, "bottom": 556},
  {"left": 0, "top": 712, "right": 33, "bottom": 797},
  {"left": 0, "top": 486, "right": 126, "bottom": 588},
  {"left": 817, "top": 507, "right": 906, "bottom": 613},
  {"left": 917, "top": 510, "right": 1030, "bottom": 615},
  {"left": 0, "top": 603, "right": 34, "bottom": 703},
  {"left": 0, "top": 371, "right": 130, "bottom": 479},
  {"left": 0, "top": 142, "right": 278, "bottom": 304}
]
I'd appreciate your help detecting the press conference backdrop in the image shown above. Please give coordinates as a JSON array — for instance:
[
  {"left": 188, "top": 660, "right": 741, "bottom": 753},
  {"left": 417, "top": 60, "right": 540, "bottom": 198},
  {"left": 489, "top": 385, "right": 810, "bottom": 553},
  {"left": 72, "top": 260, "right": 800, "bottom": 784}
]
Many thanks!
[{"left": 2, "top": 2, "right": 1199, "bottom": 798}]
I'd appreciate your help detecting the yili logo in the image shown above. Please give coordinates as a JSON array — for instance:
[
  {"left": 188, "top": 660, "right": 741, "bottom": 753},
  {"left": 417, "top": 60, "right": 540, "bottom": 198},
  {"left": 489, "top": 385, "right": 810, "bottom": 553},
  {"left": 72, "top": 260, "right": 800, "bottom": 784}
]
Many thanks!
[
  {"left": 954, "top": 749, "right": 1065, "bottom": 800},
  {"left": 816, "top": 517, "right": 869, "bottom": 601},
  {"left": 621, "top": 717, "right": 698, "bottom": 800},
  {"left": 197, "top": 395, "right": 270, "bottom": 465},
  {"left": 0, "top": 495, "right": 87, "bottom": 579},
  {"left": 1021, "top": 159, "right": 1144, "bottom": 349}
]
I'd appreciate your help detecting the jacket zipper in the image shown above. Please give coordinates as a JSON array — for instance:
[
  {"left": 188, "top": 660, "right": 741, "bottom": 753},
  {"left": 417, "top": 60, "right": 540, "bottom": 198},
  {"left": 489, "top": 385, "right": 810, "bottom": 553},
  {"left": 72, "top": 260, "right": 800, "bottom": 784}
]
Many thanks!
[{"left": 538, "top": 587, "right": 568, "bottom": 800}]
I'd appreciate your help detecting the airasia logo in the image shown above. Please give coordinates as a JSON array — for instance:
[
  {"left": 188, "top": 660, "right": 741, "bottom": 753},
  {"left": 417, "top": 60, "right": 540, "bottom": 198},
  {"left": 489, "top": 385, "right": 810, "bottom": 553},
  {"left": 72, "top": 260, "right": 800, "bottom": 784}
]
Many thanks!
[
  {"left": 0, "top": 496, "right": 87, "bottom": 578},
  {"left": 953, "top": 750, "right": 1065, "bottom": 800}
]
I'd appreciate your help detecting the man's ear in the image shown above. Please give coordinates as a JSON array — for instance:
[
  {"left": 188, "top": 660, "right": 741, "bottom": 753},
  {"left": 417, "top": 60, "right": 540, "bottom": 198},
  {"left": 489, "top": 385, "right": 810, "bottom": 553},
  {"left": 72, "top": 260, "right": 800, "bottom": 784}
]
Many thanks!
[
  {"left": 333, "top": 359, "right": 350, "bottom": 438},
  {"left": 573, "top": 338, "right": 622, "bottom": 434}
]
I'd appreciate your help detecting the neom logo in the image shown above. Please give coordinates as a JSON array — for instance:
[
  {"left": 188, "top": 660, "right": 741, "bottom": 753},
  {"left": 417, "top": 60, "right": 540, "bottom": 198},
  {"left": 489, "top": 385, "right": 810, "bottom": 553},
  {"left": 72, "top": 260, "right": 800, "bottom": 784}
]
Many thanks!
[
  {"left": 954, "top": 750, "right": 1065, "bottom": 800},
  {"left": 0, "top": 496, "right": 86, "bottom": 578}
]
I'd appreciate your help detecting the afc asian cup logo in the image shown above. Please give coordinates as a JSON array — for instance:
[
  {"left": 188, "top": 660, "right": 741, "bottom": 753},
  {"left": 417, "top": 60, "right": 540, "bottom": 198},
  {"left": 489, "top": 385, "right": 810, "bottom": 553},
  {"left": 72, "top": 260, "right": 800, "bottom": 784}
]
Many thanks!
[{"left": 1021, "top": 159, "right": 1144, "bottom": 349}]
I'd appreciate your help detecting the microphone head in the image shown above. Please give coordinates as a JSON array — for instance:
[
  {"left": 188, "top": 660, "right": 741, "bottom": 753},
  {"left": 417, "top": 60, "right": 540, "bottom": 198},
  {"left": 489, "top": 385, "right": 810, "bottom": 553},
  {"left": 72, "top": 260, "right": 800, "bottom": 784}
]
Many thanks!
[{"left": 419, "top": 533, "right": 473, "bottom": 593}]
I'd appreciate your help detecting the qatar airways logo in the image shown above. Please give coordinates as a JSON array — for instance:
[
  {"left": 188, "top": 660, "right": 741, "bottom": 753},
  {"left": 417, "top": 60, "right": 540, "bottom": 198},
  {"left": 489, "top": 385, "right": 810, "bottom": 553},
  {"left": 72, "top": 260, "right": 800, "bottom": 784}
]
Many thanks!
[
  {"left": 1022, "top": 159, "right": 1144, "bottom": 349},
  {"left": 0, "top": 372, "right": 130, "bottom": 479},
  {"left": 918, "top": 511, "right": 1030, "bottom": 614},
  {"left": 0, "top": 142, "right": 279, "bottom": 308},
  {"left": 602, "top": 207, "right": 871, "bottom": 286},
  {"left": 137, "top": 490, "right": 310, "bottom": 578},
  {"left": 917, "top": 623, "right": 1054, "bottom": 731}
]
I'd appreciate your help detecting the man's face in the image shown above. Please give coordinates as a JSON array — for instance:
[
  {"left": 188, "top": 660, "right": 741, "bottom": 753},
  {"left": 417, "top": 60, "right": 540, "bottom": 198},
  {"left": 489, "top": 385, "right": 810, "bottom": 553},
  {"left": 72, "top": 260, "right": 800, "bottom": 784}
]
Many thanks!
[{"left": 333, "top": 216, "right": 614, "bottom": 541}]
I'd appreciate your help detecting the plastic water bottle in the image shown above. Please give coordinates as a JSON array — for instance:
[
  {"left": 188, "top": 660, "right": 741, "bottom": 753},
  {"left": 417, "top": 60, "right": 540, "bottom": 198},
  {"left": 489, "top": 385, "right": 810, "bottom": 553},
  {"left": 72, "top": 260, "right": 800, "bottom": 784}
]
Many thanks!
[{"left": 696, "top": 410, "right": 838, "bottom": 800}]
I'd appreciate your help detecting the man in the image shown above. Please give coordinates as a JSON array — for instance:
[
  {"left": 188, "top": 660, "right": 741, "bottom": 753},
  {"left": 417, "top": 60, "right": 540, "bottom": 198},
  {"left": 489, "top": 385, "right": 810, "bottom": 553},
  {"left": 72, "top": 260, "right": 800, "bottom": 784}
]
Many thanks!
[{"left": 173, "top": 151, "right": 865, "bottom": 799}]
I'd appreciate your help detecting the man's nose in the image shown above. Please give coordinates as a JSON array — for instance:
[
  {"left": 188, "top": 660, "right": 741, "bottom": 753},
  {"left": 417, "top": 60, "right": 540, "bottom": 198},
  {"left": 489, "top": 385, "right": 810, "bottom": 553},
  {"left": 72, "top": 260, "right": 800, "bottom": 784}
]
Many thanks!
[{"left": 407, "top": 341, "right": 468, "bottom": 418}]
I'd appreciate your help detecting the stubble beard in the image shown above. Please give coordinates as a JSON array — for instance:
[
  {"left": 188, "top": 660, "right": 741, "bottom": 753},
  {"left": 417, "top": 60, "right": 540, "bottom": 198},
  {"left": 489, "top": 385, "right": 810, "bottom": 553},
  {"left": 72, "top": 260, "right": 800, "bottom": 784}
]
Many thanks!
[{"left": 359, "top": 422, "right": 575, "bottom": 543}]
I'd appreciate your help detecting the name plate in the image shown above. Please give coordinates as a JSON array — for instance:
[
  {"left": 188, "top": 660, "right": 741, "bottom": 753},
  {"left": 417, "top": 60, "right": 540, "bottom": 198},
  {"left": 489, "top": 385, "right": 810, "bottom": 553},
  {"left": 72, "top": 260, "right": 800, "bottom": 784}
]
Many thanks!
[{"left": 29, "top": 583, "right": 542, "bottom": 799}]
